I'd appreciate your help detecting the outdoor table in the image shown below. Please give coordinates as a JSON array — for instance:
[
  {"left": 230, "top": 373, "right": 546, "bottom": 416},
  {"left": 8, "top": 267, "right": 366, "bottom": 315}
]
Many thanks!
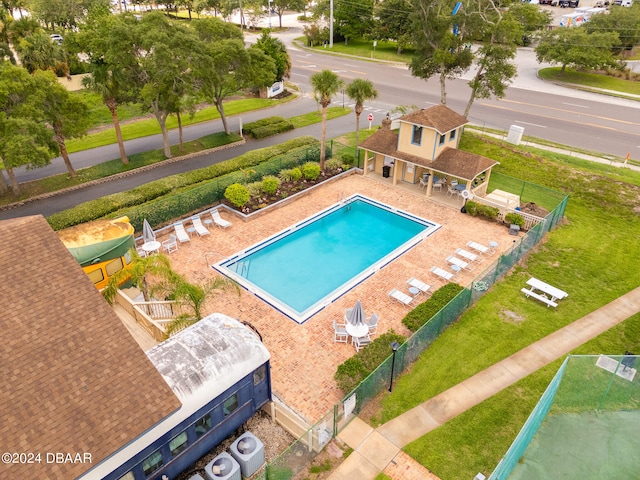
[
  {"left": 141, "top": 240, "right": 161, "bottom": 254},
  {"left": 187, "top": 226, "right": 196, "bottom": 235},
  {"left": 345, "top": 323, "right": 369, "bottom": 339},
  {"left": 204, "top": 219, "right": 213, "bottom": 225},
  {"left": 455, "top": 184, "right": 465, "bottom": 191},
  {"left": 526, "top": 277, "right": 568, "bottom": 302},
  {"left": 408, "top": 286, "right": 420, "bottom": 296}
]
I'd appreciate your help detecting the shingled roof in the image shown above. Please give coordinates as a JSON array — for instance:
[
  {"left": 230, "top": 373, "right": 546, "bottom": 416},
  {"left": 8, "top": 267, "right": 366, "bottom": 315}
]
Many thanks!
[
  {"left": 432, "top": 147, "right": 499, "bottom": 181},
  {"left": 400, "top": 104, "right": 469, "bottom": 133},
  {"left": 0, "top": 215, "right": 180, "bottom": 480}
]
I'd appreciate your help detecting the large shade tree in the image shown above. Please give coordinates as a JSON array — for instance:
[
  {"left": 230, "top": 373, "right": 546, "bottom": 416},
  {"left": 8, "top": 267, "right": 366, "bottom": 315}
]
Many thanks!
[
  {"left": 310, "top": 69, "right": 343, "bottom": 170},
  {"left": 192, "top": 17, "right": 276, "bottom": 135},
  {"left": 81, "top": 12, "right": 141, "bottom": 164},
  {"left": 33, "top": 70, "right": 91, "bottom": 178},
  {"left": 0, "top": 62, "right": 57, "bottom": 196},
  {"left": 345, "top": 78, "right": 378, "bottom": 162}
]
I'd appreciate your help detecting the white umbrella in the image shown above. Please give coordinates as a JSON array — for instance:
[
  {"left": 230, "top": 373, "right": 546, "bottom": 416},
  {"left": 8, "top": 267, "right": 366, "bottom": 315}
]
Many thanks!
[
  {"left": 345, "top": 300, "right": 366, "bottom": 327},
  {"left": 142, "top": 219, "right": 156, "bottom": 243}
]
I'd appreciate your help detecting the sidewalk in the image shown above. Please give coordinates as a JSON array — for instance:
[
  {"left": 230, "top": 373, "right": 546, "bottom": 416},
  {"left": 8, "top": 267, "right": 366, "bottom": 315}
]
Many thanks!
[{"left": 328, "top": 286, "right": 640, "bottom": 480}]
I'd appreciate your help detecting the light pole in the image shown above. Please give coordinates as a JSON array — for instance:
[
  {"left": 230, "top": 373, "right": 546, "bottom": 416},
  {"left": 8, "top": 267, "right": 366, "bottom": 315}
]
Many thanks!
[
  {"left": 268, "top": 0, "right": 272, "bottom": 28},
  {"left": 389, "top": 341, "right": 400, "bottom": 392}
]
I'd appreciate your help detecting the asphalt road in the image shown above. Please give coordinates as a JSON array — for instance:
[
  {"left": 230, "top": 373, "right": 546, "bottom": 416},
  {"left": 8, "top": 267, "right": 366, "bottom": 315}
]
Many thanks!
[{"left": 3, "top": 13, "right": 640, "bottom": 220}]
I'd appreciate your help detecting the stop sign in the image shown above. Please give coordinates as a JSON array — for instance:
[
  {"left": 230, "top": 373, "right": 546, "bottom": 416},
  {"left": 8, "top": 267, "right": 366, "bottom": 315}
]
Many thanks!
[{"left": 367, "top": 113, "right": 373, "bottom": 122}]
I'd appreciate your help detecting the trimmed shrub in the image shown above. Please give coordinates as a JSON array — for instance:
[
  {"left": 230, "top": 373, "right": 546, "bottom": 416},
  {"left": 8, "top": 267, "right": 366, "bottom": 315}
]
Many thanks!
[
  {"left": 261, "top": 175, "right": 280, "bottom": 195},
  {"left": 505, "top": 212, "right": 525, "bottom": 228},
  {"left": 224, "top": 183, "right": 250, "bottom": 207},
  {"left": 251, "top": 121, "right": 294, "bottom": 139},
  {"left": 290, "top": 167, "right": 303, "bottom": 181},
  {"left": 245, "top": 181, "right": 263, "bottom": 197},
  {"left": 341, "top": 153, "right": 354, "bottom": 166},
  {"left": 402, "top": 283, "right": 465, "bottom": 332},
  {"left": 325, "top": 158, "right": 343, "bottom": 172},
  {"left": 243, "top": 116, "right": 287, "bottom": 135},
  {"left": 334, "top": 330, "right": 406, "bottom": 394},
  {"left": 301, "top": 161, "right": 320, "bottom": 180},
  {"left": 476, "top": 204, "right": 500, "bottom": 221},
  {"left": 464, "top": 200, "right": 478, "bottom": 216}
]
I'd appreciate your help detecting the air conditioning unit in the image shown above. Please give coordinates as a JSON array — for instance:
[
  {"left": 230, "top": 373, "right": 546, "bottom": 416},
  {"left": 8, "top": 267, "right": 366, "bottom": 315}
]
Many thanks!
[
  {"left": 188, "top": 474, "right": 206, "bottom": 480},
  {"left": 204, "top": 452, "right": 241, "bottom": 480},
  {"left": 229, "top": 431, "right": 265, "bottom": 478}
]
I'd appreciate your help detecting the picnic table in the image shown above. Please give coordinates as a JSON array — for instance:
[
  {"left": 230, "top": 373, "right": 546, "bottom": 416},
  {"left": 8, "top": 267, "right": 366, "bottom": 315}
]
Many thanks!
[{"left": 521, "top": 277, "right": 568, "bottom": 308}]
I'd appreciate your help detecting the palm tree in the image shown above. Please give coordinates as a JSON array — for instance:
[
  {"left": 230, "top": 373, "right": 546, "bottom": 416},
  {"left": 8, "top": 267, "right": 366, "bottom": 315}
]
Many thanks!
[
  {"left": 346, "top": 79, "right": 378, "bottom": 165},
  {"left": 160, "top": 275, "right": 240, "bottom": 336},
  {"left": 103, "top": 252, "right": 176, "bottom": 305},
  {"left": 310, "top": 70, "right": 344, "bottom": 170}
]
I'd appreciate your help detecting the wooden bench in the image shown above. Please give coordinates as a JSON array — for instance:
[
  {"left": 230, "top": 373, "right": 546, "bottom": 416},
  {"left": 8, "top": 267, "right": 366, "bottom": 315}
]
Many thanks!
[{"left": 521, "top": 288, "right": 558, "bottom": 308}]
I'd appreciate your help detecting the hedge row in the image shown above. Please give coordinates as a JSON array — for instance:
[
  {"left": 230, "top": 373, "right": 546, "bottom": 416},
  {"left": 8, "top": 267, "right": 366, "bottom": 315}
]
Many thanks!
[
  {"left": 47, "top": 136, "right": 319, "bottom": 231},
  {"left": 402, "top": 283, "right": 465, "bottom": 332},
  {"left": 334, "top": 330, "right": 407, "bottom": 394},
  {"left": 252, "top": 121, "right": 295, "bottom": 139},
  {"left": 243, "top": 116, "right": 286, "bottom": 134}
]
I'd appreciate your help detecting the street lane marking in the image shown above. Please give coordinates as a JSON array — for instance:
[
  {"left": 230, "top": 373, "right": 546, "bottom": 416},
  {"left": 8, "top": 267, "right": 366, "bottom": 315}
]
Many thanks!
[
  {"left": 563, "top": 103, "right": 589, "bottom": 108},
  {"left": 482, "top": 103, "right": 640, "bottom": 136},
  {"left": 489, "top": 99, "right": 639, "bottom": 126},
  {"left": 516, "top": 121, "right": 547, "bottom": 128}
]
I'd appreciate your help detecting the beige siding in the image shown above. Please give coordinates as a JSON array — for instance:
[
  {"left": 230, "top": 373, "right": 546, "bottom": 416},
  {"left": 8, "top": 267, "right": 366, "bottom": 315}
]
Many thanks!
[{"left": 397, "top": 122, "right": 438, "bottom": 159}]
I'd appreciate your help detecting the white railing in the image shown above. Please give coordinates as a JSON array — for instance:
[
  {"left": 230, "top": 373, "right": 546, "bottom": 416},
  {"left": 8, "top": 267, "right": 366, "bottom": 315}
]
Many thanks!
[{"left": 473, "top": 197, "right": 545, "bottom": 231}]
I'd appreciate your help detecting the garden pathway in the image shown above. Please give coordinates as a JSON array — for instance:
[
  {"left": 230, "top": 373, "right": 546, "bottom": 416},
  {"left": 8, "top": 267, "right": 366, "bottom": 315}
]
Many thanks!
[{"left": 330, "top": 285, "right": 640, "bottom": 480}]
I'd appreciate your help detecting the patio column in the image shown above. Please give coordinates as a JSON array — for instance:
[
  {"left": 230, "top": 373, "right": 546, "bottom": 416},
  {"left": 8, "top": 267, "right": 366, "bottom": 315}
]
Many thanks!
[
  {"left": 363, "top": 153, "right": 370, "bottom": 176},
  {"left": 392, "top": 160, "right": 399, "bottom": 185}
]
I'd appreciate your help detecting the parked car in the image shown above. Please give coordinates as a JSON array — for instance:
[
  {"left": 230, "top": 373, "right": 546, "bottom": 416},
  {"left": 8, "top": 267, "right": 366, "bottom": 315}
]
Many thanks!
[
  {"left": 539, "top": 0, "right": 558, "bottom": 5},
  {"left": 50, "top": 34, "right": 63, "bottom": 45},
  {"left": 558, "top": 0, "right": 579, "bottom": 7}
]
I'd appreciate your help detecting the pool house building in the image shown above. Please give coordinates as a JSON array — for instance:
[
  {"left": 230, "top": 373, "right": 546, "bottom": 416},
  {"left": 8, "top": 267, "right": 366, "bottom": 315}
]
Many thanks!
[{"left": 359, "top": 104, "right": 499, "bottom": 197}]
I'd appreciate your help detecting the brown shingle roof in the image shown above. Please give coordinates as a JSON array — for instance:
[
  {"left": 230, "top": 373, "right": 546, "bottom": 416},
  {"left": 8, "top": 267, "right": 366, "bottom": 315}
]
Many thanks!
[
  {"left": 400, "top": 104, "right": 469, "bottom": 133},
  {"left": 431, "top": 147, "right": 500, "bottom": 181},
  {"left": 0, "top": 216, "right": 180, "bottom": 480}
]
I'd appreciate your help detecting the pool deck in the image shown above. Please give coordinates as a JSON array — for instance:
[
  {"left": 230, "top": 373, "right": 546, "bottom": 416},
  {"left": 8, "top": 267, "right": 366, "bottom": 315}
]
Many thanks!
[{"left": 142, "top": 172, "right": 514, "bottom": 425}]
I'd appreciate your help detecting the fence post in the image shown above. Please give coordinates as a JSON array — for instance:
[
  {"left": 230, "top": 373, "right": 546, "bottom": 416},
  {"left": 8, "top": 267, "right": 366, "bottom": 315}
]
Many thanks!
[{"left": 333, "top": 404, "right": 338, "bottom": 438}]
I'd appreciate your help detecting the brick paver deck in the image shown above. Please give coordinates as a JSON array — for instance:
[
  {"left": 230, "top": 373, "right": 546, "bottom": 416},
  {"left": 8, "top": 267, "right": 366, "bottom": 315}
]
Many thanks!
[{"left": 157, "top": 173, "right": 513, "bottom": 424}]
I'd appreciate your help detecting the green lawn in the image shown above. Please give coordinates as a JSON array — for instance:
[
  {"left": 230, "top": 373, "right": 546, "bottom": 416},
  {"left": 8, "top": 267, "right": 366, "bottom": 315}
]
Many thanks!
[
  {"left": 300, "top": 37, "right": 413, "bottom": 63},
  {"left": 371, "top": 133, "right": 640, "bottom": 479},
  {"left": 538, "top": 67, "right": 640, "bottom": 96},
  {"left": 66, "top": 97, "right": 293, "bottom": 153}
]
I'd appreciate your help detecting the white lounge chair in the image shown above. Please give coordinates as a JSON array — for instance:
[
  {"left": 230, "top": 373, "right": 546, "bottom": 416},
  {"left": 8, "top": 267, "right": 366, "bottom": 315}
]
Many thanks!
[
  {"left": 407, "top": 277, "right": 431, "bottom": 295},
  {"left": 467, "top": 241, "right": 489, "bottom": 255},
  {"left": 174, "top": 222, "right": 190, "bottom": 243},
  {"left": 447, "top": 255, "right": 475, "bottom": 272},
  {"left": 211, "top": 209, "right": 232, "bottom": 229},
  {"left": 388, "top": 289, "right": 414, "bottom": 307},
  {"left": 162, "top": 234, "right": 178, "bottom": 254},
  {"left": 367, "top": 313, "right": 379, "bottom": 335},
  {"left": 192, "top": 216, "right": 210, "bottom": 237},
  {"left": 431, "top": 266, "right": 454, "bottom": 282},
  {"left": 455, "top": 248, "right": 479, "bottom": 263}
]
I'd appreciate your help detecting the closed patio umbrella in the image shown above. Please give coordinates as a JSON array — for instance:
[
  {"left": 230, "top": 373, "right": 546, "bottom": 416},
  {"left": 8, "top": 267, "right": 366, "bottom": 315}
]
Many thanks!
[
  {"left": 143, "top": 219, "right": 156, "bottom": 243},
  {"left": 345, "top": 300, "right": 366, "bottom": 326}
]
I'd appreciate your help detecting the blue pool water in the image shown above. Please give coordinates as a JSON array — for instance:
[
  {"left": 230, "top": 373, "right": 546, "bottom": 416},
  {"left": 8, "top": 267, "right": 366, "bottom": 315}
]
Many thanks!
[{"left": 215, "top": 196, "right": 439, "bottom": 323}]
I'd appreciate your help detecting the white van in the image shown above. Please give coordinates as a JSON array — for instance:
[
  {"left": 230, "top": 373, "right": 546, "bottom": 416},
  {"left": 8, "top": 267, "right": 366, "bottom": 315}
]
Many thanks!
[{"left": 559, "top": 12, "right": 586, "bottom": 27}]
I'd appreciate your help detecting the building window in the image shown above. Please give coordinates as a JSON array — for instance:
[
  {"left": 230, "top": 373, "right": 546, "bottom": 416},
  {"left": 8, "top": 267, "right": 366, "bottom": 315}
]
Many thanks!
[
  {"left": 105, "top": 257, "right": 124, "bottom": 276},
  {"left": 170, "top": 432, "right": 188, "bottom": 457},
  {"left": 223, "top": 393, "right": 239, "bottom": 416},
  {"left": 118, "top": 473, "right": 135, "bottom": 480},
  {"left": 439, "top": 134, "right": 446, "bottom": 146},
  {"left": 411, "top": 125, "right": 422, "bottom": 145},
  {"left": 142, "top": 449, "right": 163, "bottom": 477},
  {"left": 253, "top": 365, "right": 266, "bottom": 385},
  {"left": 195, "top": 413, "right": 212, "bottom": 438},
  {"left": 450, "top": 129, "right": 456, "bottom": 141},
  {"left": 87, "top": 268, "right": 105, "bottom": 285}
]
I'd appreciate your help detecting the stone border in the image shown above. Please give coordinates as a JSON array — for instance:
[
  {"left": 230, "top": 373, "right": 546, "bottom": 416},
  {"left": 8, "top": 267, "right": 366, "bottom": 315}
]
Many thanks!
[{"left": 0, "top": 139, "right": 246, "bottom": 213}]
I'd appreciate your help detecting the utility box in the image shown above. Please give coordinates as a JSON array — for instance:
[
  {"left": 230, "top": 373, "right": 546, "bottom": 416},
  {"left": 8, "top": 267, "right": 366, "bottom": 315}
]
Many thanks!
[{"left": 506, "top": 125, "right": 524, "bottom": 146}]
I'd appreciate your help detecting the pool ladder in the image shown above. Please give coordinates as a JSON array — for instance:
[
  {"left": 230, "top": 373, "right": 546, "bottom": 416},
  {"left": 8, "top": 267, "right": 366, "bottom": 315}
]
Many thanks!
[{"left": 236, "top": 259, "right": 251, "bottom": 277}]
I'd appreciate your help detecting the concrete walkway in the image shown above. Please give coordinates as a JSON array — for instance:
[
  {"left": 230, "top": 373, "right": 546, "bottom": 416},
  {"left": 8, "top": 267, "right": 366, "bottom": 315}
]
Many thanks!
[{"left": 329, "top": 286, "right": 640, "bottom": 480}]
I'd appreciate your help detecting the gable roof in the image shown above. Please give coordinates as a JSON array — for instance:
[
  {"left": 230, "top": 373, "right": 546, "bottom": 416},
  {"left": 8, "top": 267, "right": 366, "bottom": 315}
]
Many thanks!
[
  {"left": 400, "top": 104, "right": 469, "bottom": 133},
  {"left": 0, "top": 215, "right": 180, "bottom": 480}
]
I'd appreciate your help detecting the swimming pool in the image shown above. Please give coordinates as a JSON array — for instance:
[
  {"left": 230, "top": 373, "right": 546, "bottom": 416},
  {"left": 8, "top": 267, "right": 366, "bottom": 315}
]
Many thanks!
[{"left": 214, "top": 195, "right": 440, "bottom": 323}]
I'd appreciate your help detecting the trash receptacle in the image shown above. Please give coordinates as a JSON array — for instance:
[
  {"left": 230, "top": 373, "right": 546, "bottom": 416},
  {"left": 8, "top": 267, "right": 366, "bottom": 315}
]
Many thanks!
[
  {"left": 382, "top": 165, "right": 391, "bottom": 178},
  {"left": 509, "top": 224, "right": 520, "bottom": 236}
]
